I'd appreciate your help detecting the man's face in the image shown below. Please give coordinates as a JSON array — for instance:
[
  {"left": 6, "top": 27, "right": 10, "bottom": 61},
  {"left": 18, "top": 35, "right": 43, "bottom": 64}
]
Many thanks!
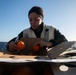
[{"left": 29, "top": 12, "right": 43, "bottom": 30}]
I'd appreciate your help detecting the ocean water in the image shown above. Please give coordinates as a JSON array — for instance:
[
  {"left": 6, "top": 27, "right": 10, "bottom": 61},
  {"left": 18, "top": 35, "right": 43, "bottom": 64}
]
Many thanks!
[{"left": 0, "top": 42, "right": 7, "bottom": 51}]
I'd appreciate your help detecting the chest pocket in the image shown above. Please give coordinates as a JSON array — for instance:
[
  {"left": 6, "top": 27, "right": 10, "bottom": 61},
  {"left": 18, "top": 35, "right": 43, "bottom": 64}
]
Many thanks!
[{"left": 44, "top": 26, "right": 54, "bottom": 41}]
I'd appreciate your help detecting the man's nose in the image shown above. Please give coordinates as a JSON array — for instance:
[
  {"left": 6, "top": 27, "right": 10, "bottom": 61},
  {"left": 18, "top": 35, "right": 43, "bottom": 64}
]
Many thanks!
[{"left": 31, "top": 20, "right": 35, "bottom": 25}]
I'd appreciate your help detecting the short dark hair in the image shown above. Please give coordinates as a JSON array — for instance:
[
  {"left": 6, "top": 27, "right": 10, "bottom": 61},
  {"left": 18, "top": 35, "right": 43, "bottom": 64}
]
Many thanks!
[{"left": 28, "top": 6, "right": 44, "bottom": 18}]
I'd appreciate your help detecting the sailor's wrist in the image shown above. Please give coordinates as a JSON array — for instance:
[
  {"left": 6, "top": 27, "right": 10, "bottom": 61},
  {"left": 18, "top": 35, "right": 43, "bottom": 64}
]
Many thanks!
[{"left": 46, "top": 42, "right": 53, "bottom": 47}]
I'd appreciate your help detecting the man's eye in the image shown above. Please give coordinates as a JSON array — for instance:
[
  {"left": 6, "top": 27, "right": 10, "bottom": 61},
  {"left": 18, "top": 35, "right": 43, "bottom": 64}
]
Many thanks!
[
  {"left": 35, "top": 19, "right": 39, "bottom": 21},
  {"left": 29, "top": 18, "right": 39, "bottom": 21},
  {"left": 35, "top": 20, "right": 38, "bottom": 21}
]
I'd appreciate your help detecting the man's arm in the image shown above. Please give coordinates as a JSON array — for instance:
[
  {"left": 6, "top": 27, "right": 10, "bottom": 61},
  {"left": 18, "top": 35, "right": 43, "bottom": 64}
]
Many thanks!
[{"left": 49, "top": 29, "right": 68, "bottom": 47}]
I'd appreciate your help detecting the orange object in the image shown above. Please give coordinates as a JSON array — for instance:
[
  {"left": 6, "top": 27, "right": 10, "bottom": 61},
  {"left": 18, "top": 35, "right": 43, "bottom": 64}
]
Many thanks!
[
  {"left": 32, "top": 45, "right": 40, "bottom": 51},
  {"left": 17, "top": 41, "right": 25, "bottom": 50}
]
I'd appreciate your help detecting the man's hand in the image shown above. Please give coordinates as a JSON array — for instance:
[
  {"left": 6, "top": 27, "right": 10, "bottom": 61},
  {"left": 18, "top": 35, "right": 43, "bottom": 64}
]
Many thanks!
[
  {"left": 9, "top": 41, "right": 18, "bottom": 51},
  {"left": 34, "top": 40, "right": 53, "bottom": 48}
]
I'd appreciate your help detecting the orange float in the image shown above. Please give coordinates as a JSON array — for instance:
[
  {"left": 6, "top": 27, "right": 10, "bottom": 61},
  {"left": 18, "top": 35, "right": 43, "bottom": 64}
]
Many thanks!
[
  {"left": 17, "top": 41, "right": 25, "bottom": 50},
  {"left": 32, "top": 45, "right": 40, "bottom": 51}
]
